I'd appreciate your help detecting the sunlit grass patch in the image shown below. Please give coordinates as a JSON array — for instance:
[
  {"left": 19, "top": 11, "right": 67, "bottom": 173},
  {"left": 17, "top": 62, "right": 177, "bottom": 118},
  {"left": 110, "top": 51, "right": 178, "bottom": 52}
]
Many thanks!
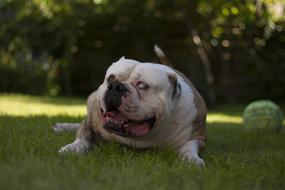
[
  {"left": 0, "top": 94, "right": 86, "bottom": 116},
  {"left": 207, "top": 114, "right": 242, "bottom": 124}
]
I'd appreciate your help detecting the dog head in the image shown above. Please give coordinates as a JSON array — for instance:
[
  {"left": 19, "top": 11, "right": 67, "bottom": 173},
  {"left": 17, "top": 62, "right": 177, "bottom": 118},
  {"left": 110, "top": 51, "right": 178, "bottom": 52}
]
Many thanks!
[{"left": 99, "top": 57, "right": 181, "bottom": 137}]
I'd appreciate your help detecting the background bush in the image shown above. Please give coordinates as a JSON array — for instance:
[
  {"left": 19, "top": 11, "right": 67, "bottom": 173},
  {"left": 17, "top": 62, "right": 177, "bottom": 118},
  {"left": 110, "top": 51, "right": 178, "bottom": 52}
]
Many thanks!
[{"left": 1, "top": 0, "right": 285, "bottom": 105}]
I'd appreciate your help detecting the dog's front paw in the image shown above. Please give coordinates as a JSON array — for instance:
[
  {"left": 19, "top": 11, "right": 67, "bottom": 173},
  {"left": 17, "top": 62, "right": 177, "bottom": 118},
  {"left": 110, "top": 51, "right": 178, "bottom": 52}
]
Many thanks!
[
  {"left": 58, "top": 139, "right": 90, "bottom": 155},
  {"left": 178, "top": 140, "right": 205, "bottom": 167},
  {"left": 184, "top": 155, "right": 205, "bottom": 166},
  {"left": 180, "top": 151, "right": 205, "bottom": 166}
]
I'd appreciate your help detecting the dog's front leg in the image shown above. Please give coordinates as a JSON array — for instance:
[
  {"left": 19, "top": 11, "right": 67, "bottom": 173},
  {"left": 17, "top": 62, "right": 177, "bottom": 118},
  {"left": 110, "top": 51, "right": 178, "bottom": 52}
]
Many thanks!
[
  {"left": 58, "top": 122, "right": 99, "bottom": 155},
  {"left": 178, "top": 139, "right": 205, "bottom": 166}
]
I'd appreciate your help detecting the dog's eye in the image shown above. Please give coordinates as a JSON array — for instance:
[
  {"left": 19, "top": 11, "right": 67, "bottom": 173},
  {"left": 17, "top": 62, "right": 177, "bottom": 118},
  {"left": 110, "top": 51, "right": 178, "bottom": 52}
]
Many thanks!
[
  {"left": 136, "top": 81, "right": 148, "bottom": 90},
  {"left": 108, "top": 74, "right": 116, "bottom": 83}
]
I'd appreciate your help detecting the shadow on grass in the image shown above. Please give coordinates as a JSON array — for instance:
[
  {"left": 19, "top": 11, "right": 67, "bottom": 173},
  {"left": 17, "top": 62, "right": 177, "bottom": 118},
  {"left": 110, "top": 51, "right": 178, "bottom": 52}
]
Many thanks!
[
  {"left": 0, "top": 114, "right": 83, "bottom": 159},
  {"left": 208, "top": 122, "right": 284, "bottom": 149},
  {"left": 208, "top": 105, "right": 245, "bottom": 116}
]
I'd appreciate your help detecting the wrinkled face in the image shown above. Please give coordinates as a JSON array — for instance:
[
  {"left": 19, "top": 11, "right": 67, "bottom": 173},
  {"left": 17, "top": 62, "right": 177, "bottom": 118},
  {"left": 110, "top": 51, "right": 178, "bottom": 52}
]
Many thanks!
[{"left": 99, "top": 59, "right": 180, "bottom": 137}]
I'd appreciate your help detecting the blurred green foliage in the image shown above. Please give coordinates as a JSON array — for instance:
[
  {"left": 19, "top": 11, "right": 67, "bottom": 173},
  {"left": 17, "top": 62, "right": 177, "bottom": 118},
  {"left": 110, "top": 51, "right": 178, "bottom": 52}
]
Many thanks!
[{"left": 0, "top": 0, "right": 285, "bottom": 104}]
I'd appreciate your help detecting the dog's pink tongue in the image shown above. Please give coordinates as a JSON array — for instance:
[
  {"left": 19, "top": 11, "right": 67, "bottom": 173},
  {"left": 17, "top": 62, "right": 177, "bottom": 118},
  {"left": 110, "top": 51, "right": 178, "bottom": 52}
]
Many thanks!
[{"left": 127, "top": 123, "right": 150, "bottom": 136}]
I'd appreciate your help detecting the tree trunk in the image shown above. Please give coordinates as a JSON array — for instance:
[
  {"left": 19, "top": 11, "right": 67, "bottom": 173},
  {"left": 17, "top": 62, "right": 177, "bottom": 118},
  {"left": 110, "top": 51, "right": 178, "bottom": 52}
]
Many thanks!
[{"left": 185, "top": 19, "right": 217, "bottom": 106}]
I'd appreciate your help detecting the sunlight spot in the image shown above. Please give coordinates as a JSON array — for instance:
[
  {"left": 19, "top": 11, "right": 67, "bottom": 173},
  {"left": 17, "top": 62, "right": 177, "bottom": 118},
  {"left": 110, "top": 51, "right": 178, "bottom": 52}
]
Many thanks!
[
  {"left": 254, "top": 38, "right": 266, "bottom": 46},
  {"left": 93, "top": 0, "right": 104, "bottom": 4},
  {"left": 211, "top": 39, "right": 218, "bottom": 46},
  {"left": 222, "top": 40, "right": 230, "bottom": 47},
  {"left": 207, "top": 113, "right": 242, "bottom": 124},
  {"left": 239, "top": 23, "right": 246, "bottom": 30},
  {"left": 193, "top": 36, "right": 201, "bottom": 45},
  {"left": 212, "top": 27, "right": 223, "bottom": 38},
  {"left": 231, "top": 7, "right": 239, "bottom": 15},
  {"left": 232, "top": 27, "right": 241, "bottom": 35},
  {"left": 222, "top": 8, "right": 230, "bottom": 16}
]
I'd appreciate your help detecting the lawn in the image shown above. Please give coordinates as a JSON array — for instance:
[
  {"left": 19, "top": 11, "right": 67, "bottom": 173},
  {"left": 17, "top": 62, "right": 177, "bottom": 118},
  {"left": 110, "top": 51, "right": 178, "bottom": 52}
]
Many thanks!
[{"left": 0, "top": 94, "right": 284, "bottom": 190}]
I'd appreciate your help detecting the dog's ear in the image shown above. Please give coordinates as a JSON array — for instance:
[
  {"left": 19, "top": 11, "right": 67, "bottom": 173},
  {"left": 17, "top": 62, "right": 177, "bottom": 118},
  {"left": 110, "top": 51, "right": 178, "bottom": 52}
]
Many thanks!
[
  {"left": 118, "top": 56, "right": 125, "bottom": 62},
  {"left": 113, "top": 56, "right": 125, "bottom": 65},
  {"left": 112, "top": 56, "right": 125, "bottom": 65},
  {"left": 167, "top": 72, "right": 181, "bottom": 98}
]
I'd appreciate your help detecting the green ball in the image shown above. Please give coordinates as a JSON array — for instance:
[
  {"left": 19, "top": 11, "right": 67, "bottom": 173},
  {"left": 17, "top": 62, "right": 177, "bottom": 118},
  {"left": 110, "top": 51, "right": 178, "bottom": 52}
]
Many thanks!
[{"left": 243, "top": 100, "right": 284, "bottom": 130}]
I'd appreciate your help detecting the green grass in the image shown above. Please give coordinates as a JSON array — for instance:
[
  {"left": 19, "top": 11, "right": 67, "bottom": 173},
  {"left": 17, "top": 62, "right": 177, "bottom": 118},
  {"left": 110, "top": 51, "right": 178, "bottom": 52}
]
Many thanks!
[{"left": 0, "top": 94, "right": 284, "bottom": 190}]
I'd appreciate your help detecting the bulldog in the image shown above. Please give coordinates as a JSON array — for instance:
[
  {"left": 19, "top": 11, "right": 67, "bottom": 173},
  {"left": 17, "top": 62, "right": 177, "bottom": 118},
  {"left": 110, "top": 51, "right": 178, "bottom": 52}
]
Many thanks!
[{"left": 53, "top": 54, "right": 207, "bottom": 165}]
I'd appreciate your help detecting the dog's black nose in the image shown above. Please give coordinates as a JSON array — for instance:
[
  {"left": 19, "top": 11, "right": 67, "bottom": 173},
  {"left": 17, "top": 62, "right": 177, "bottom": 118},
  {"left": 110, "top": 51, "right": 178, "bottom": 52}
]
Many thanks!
[
  {"left": 104, "top": 82, "right": 128, "bottom": 110},
  {"left": 108, "top": 81, "right": 128, "bottom": 93}
]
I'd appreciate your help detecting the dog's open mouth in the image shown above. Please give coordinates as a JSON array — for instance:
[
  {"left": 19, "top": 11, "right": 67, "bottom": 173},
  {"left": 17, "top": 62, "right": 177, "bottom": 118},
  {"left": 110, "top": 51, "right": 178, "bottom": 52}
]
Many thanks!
[{"left": 100, "top": 109, "right": 156, "bottom": 137}]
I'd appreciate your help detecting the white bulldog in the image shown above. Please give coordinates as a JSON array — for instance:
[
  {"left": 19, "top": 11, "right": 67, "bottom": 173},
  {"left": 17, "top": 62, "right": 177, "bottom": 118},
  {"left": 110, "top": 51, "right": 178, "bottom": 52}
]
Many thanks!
[{"left": 54, "top": 56, "right": 207, "bottom": 165}]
